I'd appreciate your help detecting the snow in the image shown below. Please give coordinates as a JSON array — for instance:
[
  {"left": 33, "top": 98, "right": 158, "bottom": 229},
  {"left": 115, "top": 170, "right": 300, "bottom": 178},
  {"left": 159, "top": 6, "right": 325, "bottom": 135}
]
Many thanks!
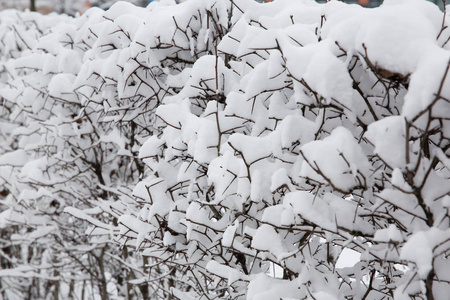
[
  {"left": 284, "top": 191, "right": 337, "bottom": 232},
  {"left": 247, "top": 273, "right": 301, "bottom": 300},
  {"left": 206, "top": 260, "right": 249, "bottom": 284},
  {"left": 402, "top": 46, "right": 450, "bottom": 121},
  {"left": 139, "top": 136, "right": 165, "bottom": 159},
  {"left": 227, "top": 134, "right": 273, "bottom": 163},
  {"left": 0, "top": 0, "right": 449, "bottom": 299},
  {"left": 355, "top": 4, "right": 437, "bottom": 76},
  {"left": 300, "top": 44, "right": 354, "bottom": 109},
  {"left": 48, "top": 74, "right": 77, "bottom": 98},
  {"left": 64, "top": 207, "right": 113, "bottom": 232},
  {"left": 222, "top": 220, "right": 238, "bottom": 247},
  {"left": 373, "top": 224, "right": 404, "bottom": 243},
  {"left": 0, "top": 208, "right": 26, "bottom": 228},
  {"left": 28, "top": 225, "right": 56, "bottom": 239},
  {"left": 313, "top": 291, "right": 338, "bottom": 300},
  {"left": 276, "top": 114, "right": 316, "bottom": 148},
  {"left": 300, "top": 126, "right": 371, "bottom": 192},
  {"left": 401, "top": 228, "right": 450, "bottom": 279},
  {"left": 0, "top": 149, "right": 28, "bottom": 166},
  {"left": 365, "top": 116, "right": 406, "bottom": 169},
  {"left": 251, "top": 224, "right": 286, "bottom": 260}
]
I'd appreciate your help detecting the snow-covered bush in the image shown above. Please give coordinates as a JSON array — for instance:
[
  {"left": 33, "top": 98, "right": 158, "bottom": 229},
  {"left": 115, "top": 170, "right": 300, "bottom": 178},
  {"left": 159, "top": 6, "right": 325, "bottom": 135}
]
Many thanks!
[
  {"left": 0, "top": 1, "right": 240, "bottom": 298},
  {"left": 0, "top": 5, "right": 147, "bottom": 299},
  {"left": 1, "top": 0, "right": 450, "bottom": 299}
]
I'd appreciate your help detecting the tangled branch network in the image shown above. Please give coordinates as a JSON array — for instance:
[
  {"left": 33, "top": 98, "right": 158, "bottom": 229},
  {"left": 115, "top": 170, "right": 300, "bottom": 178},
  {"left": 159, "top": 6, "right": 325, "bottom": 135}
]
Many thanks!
[{"left": 0, "top": 0, "right": 449, "bottom": 299}]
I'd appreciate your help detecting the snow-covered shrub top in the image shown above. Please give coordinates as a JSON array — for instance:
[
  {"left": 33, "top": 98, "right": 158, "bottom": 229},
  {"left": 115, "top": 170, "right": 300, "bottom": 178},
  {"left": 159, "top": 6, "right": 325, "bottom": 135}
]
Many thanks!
[{"left": 0, "top": 0, "right": 449, "bottom": 299}]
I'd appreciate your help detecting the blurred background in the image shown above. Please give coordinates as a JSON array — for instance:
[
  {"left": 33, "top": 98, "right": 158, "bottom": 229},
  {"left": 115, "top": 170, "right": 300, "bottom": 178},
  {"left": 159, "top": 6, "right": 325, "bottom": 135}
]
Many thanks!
[
  {"left": 314, "top": 0, "right": 444, "bottom": 8},
  {"left": 0, "top": 0, "right": 445, "bottom": 15},
  {"left": 0, "top": 0, "right": 149, "bottom": 15}
]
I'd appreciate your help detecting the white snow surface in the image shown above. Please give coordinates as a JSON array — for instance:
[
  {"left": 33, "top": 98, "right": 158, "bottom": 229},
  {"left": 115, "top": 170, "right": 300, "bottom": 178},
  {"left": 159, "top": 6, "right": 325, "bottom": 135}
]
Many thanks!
[{"left": 0, "top": 0, "right": 449, "bottom": 299}]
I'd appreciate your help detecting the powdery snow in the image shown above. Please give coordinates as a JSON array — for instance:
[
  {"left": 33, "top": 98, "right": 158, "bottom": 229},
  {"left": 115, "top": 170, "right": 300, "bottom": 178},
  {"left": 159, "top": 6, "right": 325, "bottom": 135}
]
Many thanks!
[{"left": 0, "top": 0, "right": 449, "bottom": 299}]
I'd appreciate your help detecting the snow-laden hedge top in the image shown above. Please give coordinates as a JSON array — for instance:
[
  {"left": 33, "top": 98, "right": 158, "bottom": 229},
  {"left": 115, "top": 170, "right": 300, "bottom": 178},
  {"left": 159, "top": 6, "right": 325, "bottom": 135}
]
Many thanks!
[{"left": 0, "top": 0, "right": 449, "bottom": 299}]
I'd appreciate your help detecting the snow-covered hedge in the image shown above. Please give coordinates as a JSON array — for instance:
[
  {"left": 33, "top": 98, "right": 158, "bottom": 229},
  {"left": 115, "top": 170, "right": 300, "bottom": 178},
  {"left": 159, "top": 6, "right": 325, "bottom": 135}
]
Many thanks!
[{"left": 0, "top": 0, "right": 449, "bottom": 299}]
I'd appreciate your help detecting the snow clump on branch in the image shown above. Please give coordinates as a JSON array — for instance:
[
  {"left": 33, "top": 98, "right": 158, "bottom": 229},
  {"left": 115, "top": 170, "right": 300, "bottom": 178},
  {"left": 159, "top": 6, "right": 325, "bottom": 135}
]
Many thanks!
[{"left": 0, "top": 0, "right": 449, "bottom": 299}]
